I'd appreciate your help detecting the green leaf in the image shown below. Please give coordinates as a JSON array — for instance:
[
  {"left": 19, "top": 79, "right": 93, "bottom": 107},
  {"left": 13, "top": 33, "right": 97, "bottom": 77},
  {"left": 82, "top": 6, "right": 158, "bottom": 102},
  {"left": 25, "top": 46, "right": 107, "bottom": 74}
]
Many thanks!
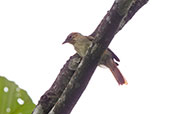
[{"left": 0, "top": 76, "right": 35, "bottom": 114}]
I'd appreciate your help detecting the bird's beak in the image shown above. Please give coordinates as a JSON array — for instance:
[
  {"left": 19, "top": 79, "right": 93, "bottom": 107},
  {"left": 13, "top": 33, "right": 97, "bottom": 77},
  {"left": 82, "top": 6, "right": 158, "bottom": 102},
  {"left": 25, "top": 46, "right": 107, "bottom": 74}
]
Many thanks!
[
  {"left": 62, "top": 40, "right": 67, "bottom": 44},
  {"left": 62, "top": 38, "right": 70, "bottom": 44},
  {"left": 63, "top": 34, "right": 72, "bottom": 44}
]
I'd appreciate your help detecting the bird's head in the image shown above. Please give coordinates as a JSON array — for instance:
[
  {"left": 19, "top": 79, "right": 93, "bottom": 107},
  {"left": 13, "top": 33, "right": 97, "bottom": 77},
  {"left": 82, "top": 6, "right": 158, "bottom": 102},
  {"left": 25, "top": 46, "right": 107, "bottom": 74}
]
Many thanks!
[{"left": 62, "top": 32, "right": 82, "bottom": 45}]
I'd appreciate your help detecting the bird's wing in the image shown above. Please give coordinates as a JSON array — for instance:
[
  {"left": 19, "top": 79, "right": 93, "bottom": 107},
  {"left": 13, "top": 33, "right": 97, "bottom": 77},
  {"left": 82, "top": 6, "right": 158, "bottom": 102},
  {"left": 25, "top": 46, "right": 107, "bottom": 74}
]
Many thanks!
[
  {"left": 87, "top": 36, "right": 120, "bottom": 62},
  {"left": 87, "top": 36, "right": 95, "bottom": 41},
  {"left": 107, "top": 48, "right": 120, "bottom": 62}
]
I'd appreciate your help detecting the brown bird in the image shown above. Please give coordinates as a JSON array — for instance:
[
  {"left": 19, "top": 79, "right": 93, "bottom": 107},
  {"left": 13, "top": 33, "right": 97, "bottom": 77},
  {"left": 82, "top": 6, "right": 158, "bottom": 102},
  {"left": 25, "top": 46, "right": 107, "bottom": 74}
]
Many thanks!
[{"left": 63, "top": 32, "right": 127, "bottom": 85}]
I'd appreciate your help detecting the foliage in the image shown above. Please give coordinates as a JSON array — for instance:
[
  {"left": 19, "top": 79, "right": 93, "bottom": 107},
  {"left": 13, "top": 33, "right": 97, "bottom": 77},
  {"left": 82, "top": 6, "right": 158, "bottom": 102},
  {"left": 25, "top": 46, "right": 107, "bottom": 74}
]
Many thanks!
[{"left": 0, "top": 76, "right": 35, "bottom": 114}]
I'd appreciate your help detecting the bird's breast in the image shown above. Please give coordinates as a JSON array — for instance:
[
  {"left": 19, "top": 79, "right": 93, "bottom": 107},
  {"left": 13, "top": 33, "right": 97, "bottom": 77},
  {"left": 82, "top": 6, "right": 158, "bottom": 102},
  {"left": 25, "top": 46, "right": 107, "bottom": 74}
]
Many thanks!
[{"left": 74, "top": 39, "right": 92, "bottom": 57}]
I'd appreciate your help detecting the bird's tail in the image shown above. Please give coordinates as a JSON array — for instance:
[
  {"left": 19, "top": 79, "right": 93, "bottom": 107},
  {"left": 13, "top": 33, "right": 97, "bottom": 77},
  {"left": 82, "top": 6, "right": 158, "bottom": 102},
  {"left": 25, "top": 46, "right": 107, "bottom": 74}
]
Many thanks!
[{"left": 106, "top": 59, "right": 128, "bottom": 85}]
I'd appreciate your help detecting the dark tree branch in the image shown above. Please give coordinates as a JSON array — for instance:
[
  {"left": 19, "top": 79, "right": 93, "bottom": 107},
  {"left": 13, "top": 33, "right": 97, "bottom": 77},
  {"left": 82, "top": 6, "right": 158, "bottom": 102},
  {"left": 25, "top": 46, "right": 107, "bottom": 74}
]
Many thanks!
[
  {"left": 32, "top": 0, "right": 148, "bottom": 114},
  {"left": 32, "top": 54, "right": 82, "bottom": 114},
  {"left": 91, "top": 0, "right": 149, "bottom": 37}
]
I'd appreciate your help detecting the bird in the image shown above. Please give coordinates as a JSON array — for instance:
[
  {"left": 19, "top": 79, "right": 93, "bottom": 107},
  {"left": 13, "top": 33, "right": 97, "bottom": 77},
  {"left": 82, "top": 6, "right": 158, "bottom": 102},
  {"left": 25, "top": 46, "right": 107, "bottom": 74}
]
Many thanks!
[{"left": 63, "top": 32, "right": 127, "bottom": 85}]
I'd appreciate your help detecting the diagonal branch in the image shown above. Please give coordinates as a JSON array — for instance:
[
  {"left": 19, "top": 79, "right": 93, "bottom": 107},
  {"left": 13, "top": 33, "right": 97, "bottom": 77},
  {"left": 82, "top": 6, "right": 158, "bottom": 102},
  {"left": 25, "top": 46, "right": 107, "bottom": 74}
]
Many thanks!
[{"left": 32, "top": 0, "right": 148, "bottom": 114}]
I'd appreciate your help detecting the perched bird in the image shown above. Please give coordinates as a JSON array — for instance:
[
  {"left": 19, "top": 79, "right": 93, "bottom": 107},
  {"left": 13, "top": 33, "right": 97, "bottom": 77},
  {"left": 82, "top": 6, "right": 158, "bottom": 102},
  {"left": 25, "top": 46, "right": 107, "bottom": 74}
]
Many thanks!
[{"left": 63, "top": 32, "right": 127, "bottom": 85}]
